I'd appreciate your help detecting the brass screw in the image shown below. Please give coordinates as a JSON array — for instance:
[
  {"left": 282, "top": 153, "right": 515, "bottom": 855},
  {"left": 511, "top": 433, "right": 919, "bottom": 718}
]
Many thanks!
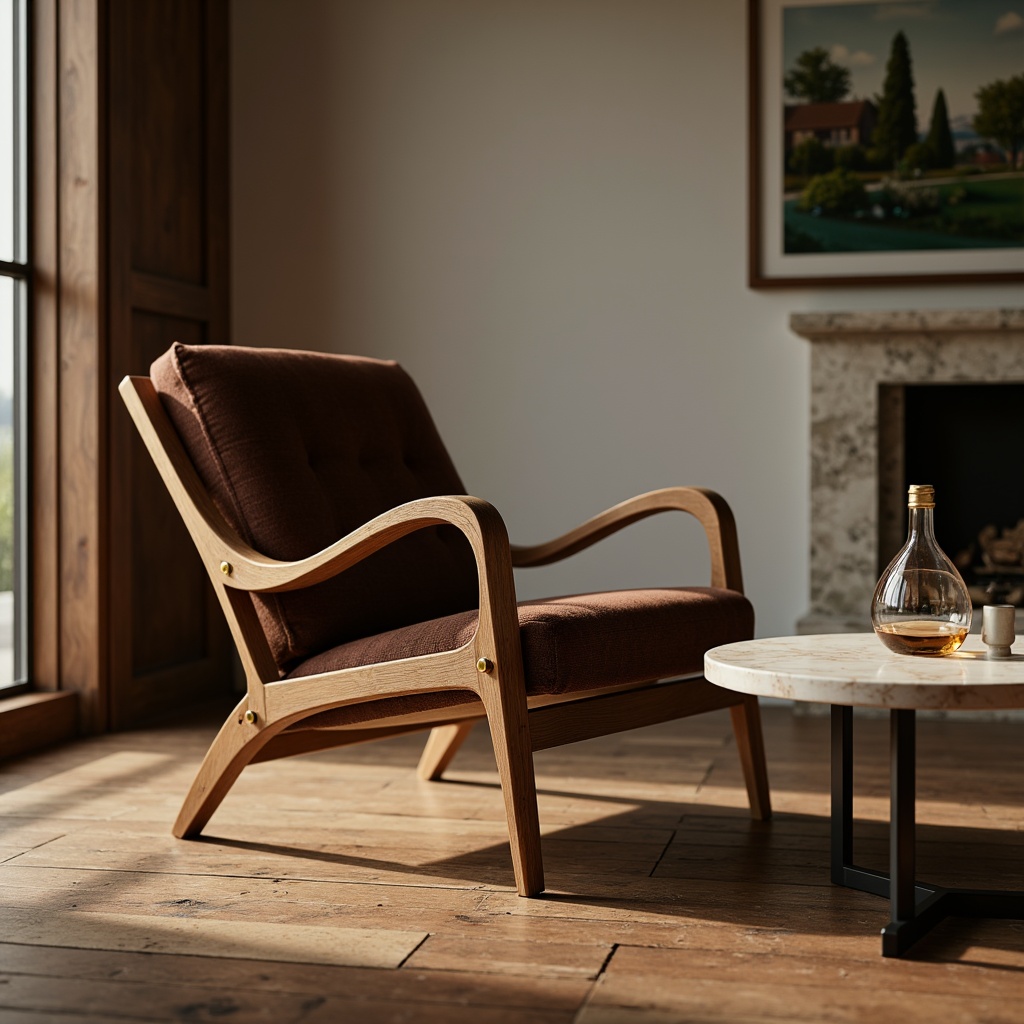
[
  {"left": 244, "top": 709, "right": 257, "bottom": 724},
  {"left": 220, "top": 561, "right": 233, "bottom": 576},
  {"left": 476, "top": 657, "right": 493, "bottom": 673}
]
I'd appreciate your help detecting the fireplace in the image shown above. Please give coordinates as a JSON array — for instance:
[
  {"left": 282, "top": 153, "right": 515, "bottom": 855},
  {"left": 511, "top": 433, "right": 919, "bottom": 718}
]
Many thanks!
[
  {"left": 879, "top": 382, "right": 1024, "bottom": 608},
  {"left": 791, "top": 308, "right": 1024, "bottom": 634}
]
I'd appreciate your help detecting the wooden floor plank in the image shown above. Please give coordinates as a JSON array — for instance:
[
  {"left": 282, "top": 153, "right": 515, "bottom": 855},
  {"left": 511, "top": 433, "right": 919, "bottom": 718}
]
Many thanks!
[
  {"left": 2, "top": 905, "right": 426, "bottom": 969},
  {"left": 0, "top": 970, "right": 578, "bottom": 1024},
  {"left": 2, "top": 705, "right": 1024, "bottom": 1021},
  {"left": 0, "top": 942, "right": 589, "bottom": 1011},
  {"left": 580, "top": 944, "right": 1024, "bottom": 1023},
  {"left": 0, "top": 970, "right": 327, "bottom": 1023},
  {"left": 405, "top": 934, "right": 613, "bottom": 979}
]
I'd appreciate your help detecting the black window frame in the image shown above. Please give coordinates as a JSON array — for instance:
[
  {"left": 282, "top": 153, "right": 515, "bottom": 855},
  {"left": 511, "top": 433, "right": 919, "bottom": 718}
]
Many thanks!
[{"left": 1, "top": 0, "right": 31, "bottom": 694}]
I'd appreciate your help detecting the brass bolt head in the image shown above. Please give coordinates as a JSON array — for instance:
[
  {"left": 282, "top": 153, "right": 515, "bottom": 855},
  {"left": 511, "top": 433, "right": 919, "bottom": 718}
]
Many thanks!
[
  {"left": 244, "top": 709, "right": 257, "bottom": 724},
  {"left": 220, "top": 561, "right": 233, "bottom": 576},
  {"left": 476, "top": 657, "right": 493, "bottom": 673}
]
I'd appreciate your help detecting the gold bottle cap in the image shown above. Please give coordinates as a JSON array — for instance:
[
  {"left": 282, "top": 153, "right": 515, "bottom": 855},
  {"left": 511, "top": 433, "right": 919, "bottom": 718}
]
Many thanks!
[{"left": 907, "top": 484, "right": 935, "bottom": 508}]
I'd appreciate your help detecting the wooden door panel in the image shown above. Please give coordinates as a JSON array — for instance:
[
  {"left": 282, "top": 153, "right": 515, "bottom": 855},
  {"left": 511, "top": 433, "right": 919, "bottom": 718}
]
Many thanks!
[
  {"left": 127, "top": 0, "right": 206, "bottom": 286},
  {"left": 107, "top": 0, "right": 232, "bottom": 730}
]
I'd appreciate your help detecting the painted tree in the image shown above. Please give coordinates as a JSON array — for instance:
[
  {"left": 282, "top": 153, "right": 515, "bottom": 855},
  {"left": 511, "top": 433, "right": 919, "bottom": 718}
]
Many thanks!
[
  {"left": 783, "top": 47, "right": 851, "bottom": 103},
  {"left": 873, "top": 32, "right": 917, "bottom": 167},
  {"left": 925, "top": 88, "right": 956, "bottom": 169},
  {"left": 973, "top": 74, "right": 1024, "bottom": 168}
]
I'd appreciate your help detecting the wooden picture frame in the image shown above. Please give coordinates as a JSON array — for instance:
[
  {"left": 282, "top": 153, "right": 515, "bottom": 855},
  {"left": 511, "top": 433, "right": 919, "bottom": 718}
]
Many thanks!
[{"left": 748, "top": 0, "right": 1024, "bottom": 288}]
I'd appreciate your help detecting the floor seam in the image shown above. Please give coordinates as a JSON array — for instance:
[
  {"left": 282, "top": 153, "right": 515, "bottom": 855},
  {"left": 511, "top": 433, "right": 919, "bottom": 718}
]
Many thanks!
[{"left": 572, "top": 942, "right": 619, "bottom": 1023}]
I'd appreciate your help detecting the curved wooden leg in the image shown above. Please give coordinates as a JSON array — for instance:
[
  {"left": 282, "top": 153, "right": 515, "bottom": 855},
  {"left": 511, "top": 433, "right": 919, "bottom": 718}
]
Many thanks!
[
  {"left": 417, "top": 719, "right": 480, "bottom": 780},
  {"left": 730, "top": 695, "right": 772, "bottom": 821},
  {"left": 173, "top": 698, "right": 282, "bottom": 838},
  {"left": 478, "top": 687, "right": 544, "bottom": 897}
]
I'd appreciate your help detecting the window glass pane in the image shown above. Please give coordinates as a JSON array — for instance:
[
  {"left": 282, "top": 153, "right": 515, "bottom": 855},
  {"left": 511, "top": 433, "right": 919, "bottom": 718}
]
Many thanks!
[
  {"left": 0, "top": 274, "right": 14, "bottom": 688},
  {"left": 0, "top": 0, "right": 13, "bottom": 264},
  {"left": 0, "top": 0, "right": 22, "bottom": 691}
]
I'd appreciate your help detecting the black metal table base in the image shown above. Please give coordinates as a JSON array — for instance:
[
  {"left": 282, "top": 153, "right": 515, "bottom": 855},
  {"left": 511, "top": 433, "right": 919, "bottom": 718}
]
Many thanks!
[{"left": 830, "top": 705, "right": 1024, "bottom": 957}]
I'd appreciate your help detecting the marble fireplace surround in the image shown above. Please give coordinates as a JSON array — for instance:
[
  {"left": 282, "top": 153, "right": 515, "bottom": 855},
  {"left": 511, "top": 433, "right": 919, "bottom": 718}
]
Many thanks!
[{"left": 792, "top": 308, "right": 1024, "bottom": 635}]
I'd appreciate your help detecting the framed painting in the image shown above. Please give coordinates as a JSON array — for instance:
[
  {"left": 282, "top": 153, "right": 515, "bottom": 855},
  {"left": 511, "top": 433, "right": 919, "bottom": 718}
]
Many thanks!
[{"left": 748, "top": 0, "right": 1024, "bottom": 287}]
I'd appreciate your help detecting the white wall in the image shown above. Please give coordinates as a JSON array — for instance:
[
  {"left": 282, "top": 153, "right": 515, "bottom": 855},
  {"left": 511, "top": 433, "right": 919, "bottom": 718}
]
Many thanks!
[{"left": 231, "top": 0, "right": 1021, "bottom": 638}]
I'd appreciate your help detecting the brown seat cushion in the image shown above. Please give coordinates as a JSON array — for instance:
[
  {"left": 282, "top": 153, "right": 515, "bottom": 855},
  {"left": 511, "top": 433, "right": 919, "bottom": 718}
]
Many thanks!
[
  {"left": 291, "top": 586, "right": 754, "bottom": 728},
  {"left": 151, "top": 343, "right": 479, "bottom": 672}
]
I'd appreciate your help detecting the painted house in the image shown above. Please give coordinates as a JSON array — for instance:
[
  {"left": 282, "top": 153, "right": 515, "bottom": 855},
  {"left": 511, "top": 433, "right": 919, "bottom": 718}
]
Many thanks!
[{"left": 784, "top": 99, "right": 878, "bottom": 152}]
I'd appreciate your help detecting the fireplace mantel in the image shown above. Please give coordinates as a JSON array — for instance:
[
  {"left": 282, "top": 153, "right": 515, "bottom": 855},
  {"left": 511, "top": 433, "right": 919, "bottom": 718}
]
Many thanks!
[
  {"left": 792, "top": 308, "right": 1024, "bottom": 634},
  {"left": 792, "top": 308, "right": 1024, "bottom": 342}
]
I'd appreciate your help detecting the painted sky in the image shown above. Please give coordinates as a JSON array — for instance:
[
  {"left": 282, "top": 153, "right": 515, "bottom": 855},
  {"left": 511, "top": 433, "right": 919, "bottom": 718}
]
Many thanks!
[{"left": 783, "top": 1, "right": 1024, "bottom": 131}]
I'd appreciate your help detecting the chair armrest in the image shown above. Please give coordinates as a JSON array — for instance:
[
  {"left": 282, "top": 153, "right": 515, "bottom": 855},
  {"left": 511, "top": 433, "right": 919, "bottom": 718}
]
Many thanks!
[
  {"left": 224, "top": 494, "right": 510, "bottom": 594},
  {"left": 509, "top": 486, "right": 743, "bottom": 591}
]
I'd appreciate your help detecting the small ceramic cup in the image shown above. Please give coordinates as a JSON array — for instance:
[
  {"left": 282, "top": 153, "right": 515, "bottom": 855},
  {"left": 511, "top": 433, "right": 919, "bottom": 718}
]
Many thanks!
[{"left": 981, "top": 604, "right": 1016, "bottom": 659}]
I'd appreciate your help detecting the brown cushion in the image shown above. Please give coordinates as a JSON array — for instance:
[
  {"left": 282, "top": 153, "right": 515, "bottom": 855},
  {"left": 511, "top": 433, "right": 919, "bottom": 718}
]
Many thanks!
[
  {"left": 151, "top": 343, "right": 478, "bottom": 672},
  {"left": 291, "top": 587, "right": 754, "bottom": 728}
]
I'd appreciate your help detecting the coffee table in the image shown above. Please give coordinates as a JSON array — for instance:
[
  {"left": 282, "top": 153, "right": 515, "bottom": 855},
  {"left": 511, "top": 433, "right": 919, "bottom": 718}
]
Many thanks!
[{"left": 704, "top": 632, "right": 1024, "bottom": 957}]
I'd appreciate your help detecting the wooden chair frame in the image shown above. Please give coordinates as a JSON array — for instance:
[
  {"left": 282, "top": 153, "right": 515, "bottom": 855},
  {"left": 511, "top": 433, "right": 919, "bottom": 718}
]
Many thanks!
[{"left": 120, "top": 374, "right": 770, "bottom": 896}]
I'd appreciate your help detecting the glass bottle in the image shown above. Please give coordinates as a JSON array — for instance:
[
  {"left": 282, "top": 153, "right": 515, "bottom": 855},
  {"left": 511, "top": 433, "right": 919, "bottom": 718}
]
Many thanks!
[{"left": 872, "top": 484, "right": 972, "bottom": 656}]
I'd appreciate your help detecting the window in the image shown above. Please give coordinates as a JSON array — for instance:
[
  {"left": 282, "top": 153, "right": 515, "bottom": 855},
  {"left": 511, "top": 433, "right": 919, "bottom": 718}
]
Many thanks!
[{"left": 0, "top": 0, "right": 28, "bottom": 691}]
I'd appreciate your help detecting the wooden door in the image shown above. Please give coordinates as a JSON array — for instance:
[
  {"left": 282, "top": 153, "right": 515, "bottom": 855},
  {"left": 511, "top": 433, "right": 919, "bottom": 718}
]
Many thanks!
[{"left": 106, "top": 0, "right": 232, "bottom": 728}]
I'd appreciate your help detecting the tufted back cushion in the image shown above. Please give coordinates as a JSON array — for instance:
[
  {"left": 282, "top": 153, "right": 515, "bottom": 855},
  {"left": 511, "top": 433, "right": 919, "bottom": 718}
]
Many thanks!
[{"left": 151, "top": 343, "right": 479, "bottom": 673}]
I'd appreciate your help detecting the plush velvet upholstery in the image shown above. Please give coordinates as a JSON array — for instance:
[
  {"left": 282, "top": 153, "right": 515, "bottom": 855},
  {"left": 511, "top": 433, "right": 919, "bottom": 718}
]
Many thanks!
[
  {"left": 151, "top": 343, "right": 755, "bottom": 730},
  {"left": 291, "top": 586, "right": 754, "bottom": 728},
  {"left": 151, "top": 343, "right": 479, "bottom": 671}
]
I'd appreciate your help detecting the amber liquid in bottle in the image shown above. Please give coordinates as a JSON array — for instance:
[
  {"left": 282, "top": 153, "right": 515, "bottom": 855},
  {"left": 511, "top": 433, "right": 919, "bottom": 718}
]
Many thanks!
[{"left": 874, "top": 619, "right": 969, "bottom": 656}]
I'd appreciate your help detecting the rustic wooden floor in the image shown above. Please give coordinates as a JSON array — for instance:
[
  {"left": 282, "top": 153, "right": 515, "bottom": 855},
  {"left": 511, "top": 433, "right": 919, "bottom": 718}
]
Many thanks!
[{"left": 2, "top": 702, "right": 1023, "bottom": 1023}]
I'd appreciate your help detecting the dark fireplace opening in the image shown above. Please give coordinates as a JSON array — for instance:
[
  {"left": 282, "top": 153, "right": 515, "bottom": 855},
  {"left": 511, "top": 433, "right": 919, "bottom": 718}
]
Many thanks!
[{"left": 878, "top": 382, "right": 1024, "bottom": 607}]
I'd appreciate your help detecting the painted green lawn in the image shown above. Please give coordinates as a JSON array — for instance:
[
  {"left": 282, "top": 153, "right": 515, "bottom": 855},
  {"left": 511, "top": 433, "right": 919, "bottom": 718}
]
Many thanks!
[{"left": 784, "top": 175, "right": 1023, "bottom": 253}]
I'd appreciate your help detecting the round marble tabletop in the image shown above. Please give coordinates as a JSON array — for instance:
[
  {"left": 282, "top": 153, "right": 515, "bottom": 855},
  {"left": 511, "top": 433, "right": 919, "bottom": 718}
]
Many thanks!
[{"left": 704, "top": 633, "right": 1024, "bottom": 710}]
